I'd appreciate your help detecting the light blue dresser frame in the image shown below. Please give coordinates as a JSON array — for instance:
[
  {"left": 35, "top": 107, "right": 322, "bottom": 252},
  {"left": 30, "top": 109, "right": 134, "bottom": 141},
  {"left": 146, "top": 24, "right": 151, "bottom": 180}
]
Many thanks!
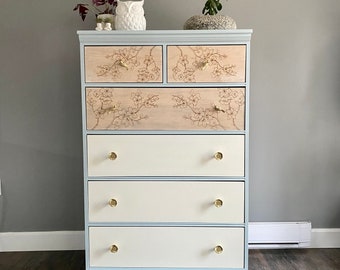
[{"left": 78, "top": 29, "right": 252, "bottom": 270}]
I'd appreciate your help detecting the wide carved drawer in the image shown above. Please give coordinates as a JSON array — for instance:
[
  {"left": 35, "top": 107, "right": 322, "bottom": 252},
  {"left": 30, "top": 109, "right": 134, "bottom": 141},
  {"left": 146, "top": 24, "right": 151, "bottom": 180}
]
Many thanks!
[
  {"left": 89, "top": 227, "right": 244, "bottom": 268},
  {"left": 167, "top": 45, "right": 246, "bottom": 83},
  {"left": 87, "top": 135, "right": 244, "bottom": 177},
  {"left": 86, "top": 87, "right": 245, "bottom": 131},
  {"left": 88, "top": 181, "right": 244, "bottom": 223},
  {"left": 84, "top": 46, "right": 162, "bottom": 83}
]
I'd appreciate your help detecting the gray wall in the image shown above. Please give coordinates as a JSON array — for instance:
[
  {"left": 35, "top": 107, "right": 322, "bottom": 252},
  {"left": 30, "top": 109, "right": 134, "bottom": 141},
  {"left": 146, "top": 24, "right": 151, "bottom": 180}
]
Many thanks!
[{"left": 0, "top": 0, "right": 339, "bottom": 232}]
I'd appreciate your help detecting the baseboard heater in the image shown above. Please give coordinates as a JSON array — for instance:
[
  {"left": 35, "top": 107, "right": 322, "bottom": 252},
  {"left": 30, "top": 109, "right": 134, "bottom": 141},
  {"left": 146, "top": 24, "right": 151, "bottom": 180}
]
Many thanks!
[{"left": 248, "top": 222, "right": 312, "bottom": 249}]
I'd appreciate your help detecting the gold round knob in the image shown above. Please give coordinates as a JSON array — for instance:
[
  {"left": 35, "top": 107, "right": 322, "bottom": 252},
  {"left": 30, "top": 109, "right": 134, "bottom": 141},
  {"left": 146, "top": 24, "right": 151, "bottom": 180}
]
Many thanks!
[
  {"left": 110, "top": 244, "right": 118, "bottom": 253},
  {"left": 200, "top": 60, "right": 209, "bottom": 70},
  {"left": 214, "top": 199, "right": 223, "bottom": 208},
  {"left": 214, "top": 152, "right": 223, "bottom": 160},
  {"left": 108, "top": 152, "right": 117, "bottom": 160},
  {"left": 118, "top": 60, "right": 129, "bottom": 70},
  {"left": 214, "top": 245, "right": 223, "bottom": 254},
  {"left": 108, "top": 199, "right": 118, "bottom": 207}
]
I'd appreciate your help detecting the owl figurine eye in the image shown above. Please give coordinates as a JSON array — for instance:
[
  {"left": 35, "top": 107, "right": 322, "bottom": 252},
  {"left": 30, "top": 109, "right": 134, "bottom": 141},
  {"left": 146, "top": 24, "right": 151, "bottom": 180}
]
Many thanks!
[
  {"left": 116, "top": 0, "right": 128, "bottom": 13},
  {"left": 131, "top": 2, "right": 144, "bottom": 14}
]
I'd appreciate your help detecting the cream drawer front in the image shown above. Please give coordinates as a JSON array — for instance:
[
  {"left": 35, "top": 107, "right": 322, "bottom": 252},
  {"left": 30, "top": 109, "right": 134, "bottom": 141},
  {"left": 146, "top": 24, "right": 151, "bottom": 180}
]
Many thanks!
[
  {"left": 168, "top": 45, "right": 246, "bottom": 83},
  {"left": 89, "top": 227, "right": 244, "bottom": 268},
  {"left": 88, "top": 181, "right": 244, "bottom": 223},
  {"left": 86, "top": 87, "right": 245, "bottom": 131},
  {"left": 87, "top": 135, "right": 244, "bottom": 177},
  {"left": 84, "top": 46, "right": 162, "bottom": 83}
]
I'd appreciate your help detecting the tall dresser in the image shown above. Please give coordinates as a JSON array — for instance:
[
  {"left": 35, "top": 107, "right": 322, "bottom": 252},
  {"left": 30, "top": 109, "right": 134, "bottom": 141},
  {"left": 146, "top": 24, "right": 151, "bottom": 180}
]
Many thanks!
[{"left": 78, "top": 30, "right": 252, "bottom": 270}]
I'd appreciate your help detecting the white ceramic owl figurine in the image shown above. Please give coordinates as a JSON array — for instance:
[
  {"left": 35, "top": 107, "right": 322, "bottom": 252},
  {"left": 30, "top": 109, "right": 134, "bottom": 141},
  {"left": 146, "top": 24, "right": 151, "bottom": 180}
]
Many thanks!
[{"left": 115, "top": 0, "right": 146, "bottom": 30}]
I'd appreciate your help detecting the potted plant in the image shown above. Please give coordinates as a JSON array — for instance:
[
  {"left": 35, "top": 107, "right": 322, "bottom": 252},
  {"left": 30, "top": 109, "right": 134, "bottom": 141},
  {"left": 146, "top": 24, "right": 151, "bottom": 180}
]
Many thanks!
[
  {"left": 184, "top": 0, "right": 237, "bottom": 30},
  {"left": 202, "top": 0, "right": 223, "bottom": 15},
  {"left": 74, "top": 0, "right": 117, "bottom": 29}
]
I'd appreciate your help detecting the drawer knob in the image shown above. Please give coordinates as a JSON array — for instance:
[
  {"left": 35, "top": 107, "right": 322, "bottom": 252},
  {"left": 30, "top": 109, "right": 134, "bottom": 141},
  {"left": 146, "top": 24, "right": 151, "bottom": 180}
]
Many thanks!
[
  {"left": 213, "top": 105, "right": 226, "bottom": 113},
  {"left": 118, "top": 60, "right": 129, "bottom": 70},
  {"left": 199, "top": 60, "right": 209, "bottom": 70},
  {"left": 108, "top": 152, "right": 117, "bottom": 160},
  {"left": 110, "top": 244, "right": 119, "bottom": 253},
  {"left": 108, "top": 199, "right": 118, "bottom": 207},
  {"left": 214, "top": 152, "right": 223, "bottom": 160},
  {"left": 214, "top": 245, "right": 223, "bottom": 254},
  {"left": 214, "top": 199, "right": 223, "bottom": 208}
]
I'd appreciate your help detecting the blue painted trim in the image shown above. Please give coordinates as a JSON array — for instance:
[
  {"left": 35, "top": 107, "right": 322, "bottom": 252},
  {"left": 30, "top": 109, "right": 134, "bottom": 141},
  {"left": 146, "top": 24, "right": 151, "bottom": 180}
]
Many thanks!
[
  {"left": 77, "top": 29, "right": 253, "bottom": 44},
  {"left": 87, "top": 176, "right": 246, "bottom": 180},
  {"left": 88, "top": 223, "right": 246, "bottom": 228},
  {"left": 87, "top": 177, "right": 245, "bottom": 181},
  {"left": 85, "top": 130, "right": 246, "bottom": 135},
  {"left": 88, "top": 267, "right": 247, "bottom": 270},
  {"left": 243, "top": 39, "right": 252, "bottom": 270},
  {"left": 83, "top": 82, "right": 247, "bottom": 88},
  {"left": 79, "top": 42, "right": 91, "bottom": 269}
]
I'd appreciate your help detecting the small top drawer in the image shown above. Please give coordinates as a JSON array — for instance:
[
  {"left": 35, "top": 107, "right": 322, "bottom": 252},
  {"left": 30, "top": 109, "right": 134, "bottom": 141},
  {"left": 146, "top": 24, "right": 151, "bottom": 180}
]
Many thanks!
[
  {"left": 84, "top": 46, "right": 163, "bottom": 83},
  {"left": 167, "top": 45, "right": 246, "bottom": 83}
]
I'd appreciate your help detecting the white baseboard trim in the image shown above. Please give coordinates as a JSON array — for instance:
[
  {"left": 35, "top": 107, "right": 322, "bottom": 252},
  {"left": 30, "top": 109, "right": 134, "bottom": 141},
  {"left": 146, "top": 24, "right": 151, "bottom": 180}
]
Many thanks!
[
  {"left": 0, "top": 231, "right": 85, "bottom": 252},
  {"left": 310, "top": 228, "right": 340, "bottom": 248},
  {"left": 0, "top": 225, "right": 339, "bottom": 252}
]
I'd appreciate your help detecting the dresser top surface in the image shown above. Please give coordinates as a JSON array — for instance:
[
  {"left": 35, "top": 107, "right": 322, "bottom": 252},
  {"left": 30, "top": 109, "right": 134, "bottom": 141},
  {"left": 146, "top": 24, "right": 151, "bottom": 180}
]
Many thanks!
[{"left": 77, "top": 29, "right": 253, "bottom": 44}]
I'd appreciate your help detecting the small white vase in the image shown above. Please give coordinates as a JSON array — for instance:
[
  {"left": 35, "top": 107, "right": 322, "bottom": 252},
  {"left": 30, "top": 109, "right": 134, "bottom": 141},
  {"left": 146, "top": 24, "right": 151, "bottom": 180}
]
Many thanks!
[
  {"left": 96, "top": 14, "right": 115, "bottom": 30},
  {"left": 115, "top": 0, "right": 146, "bottom": 30}
]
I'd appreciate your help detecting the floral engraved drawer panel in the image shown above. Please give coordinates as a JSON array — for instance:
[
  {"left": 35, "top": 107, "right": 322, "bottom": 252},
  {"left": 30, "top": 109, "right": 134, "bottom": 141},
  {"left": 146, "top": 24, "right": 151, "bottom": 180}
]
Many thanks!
[
  {"left": 167, "top": 45, "right": 246, "bottom": 83},
  {"left": 84, "top": 46, "right": 162, "bottom": 83},
  {"left": 86, "top": 87, "right": 245, "bottom": 130}
]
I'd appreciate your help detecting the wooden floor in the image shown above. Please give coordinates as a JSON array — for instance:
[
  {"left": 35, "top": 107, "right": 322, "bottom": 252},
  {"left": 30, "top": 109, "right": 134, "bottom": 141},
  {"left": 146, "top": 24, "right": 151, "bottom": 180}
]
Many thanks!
[
  {"left": 0, "top": 250, "right": 85, "bottom": 270},
  {"left": 0, "top": 249, "right": 339, "bottom": 270},
  {"left": 249, "top": 249, "right": 340, "bottom": 270}
]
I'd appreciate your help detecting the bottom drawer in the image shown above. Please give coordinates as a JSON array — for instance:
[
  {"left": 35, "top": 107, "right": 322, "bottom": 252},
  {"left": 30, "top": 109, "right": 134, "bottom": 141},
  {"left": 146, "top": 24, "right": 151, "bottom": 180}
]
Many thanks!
[{"left": 89, "top": 227, "right": 244, "bottom": 268}]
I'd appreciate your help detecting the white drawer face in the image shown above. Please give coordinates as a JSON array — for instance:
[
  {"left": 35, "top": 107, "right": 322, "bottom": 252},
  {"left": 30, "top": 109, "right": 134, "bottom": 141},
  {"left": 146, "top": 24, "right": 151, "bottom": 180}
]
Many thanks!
[
  {"left": 89, "top": 227, "right": 244, "bottom": 268},
  {"left": 87, "top": 135, "right": 244, "bottom": 177},
  {"left": 88, "top": 181, "right": 244, "bottom": 223}
]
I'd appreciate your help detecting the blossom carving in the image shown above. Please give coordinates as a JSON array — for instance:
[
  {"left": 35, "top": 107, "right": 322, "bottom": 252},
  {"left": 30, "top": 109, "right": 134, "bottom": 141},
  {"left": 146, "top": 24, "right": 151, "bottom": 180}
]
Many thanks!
[
  {"left": 172, "top": 88, "right": 244, "bottom": 130},
  {"left": 171, "top": 46, "right": 237, "bottom": 82},
  {"left": 96, "top": 46, "right": 161, "bottom": 82},
  {"left": 87, "top": 88, "right": 159, "bottom": 129}
]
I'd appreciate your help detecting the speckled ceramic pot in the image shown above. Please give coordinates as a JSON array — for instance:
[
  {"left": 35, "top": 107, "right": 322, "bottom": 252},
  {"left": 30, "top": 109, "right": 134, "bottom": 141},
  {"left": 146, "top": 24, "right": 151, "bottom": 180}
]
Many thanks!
[{"left": 183, "top": 15, "right": 237, "bottom": 30}]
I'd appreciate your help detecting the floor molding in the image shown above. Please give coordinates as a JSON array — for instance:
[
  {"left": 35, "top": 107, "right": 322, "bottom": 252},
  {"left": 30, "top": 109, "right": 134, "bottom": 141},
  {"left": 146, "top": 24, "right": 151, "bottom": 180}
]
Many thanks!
[
  {"left": 310, "top": 228, "right": 340, "bottom": 248},
  {"left": 0, "top": 225, "right": 339, "bottom": 252},
  {"left": 0, "top": 231, "right": 84, "bottom": 252}
]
